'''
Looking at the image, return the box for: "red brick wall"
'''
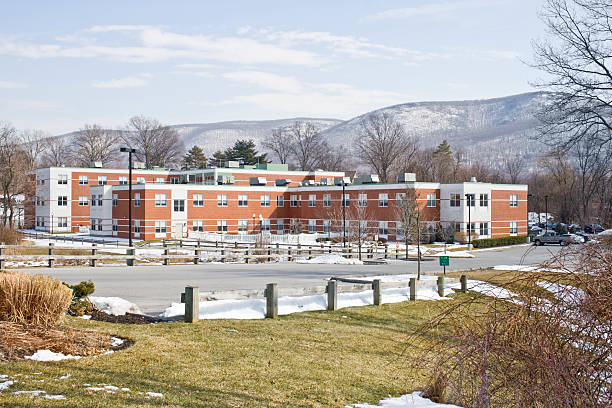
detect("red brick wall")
[491,190,528,237]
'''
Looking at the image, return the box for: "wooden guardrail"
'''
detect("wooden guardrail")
[180,275,469,323]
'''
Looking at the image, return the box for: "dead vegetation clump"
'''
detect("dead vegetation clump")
[0,272,72,325]
[412,237,612,407]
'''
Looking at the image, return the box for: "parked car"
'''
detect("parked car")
[567,224,582,233]
[533,231,574,246]
[584,224,604,234]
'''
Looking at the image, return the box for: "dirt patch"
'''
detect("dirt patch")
[89,309,162,324]
[0,321,131,362]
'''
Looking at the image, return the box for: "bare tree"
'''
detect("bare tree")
[20,129,48,169]
[40,136,72,167]
[262,128,293,164]
[354,113,414,183]
[316,144,351,172]
[71,124,120,167]
[0,124,31,227]
[502,153,526,184]
[394,188,423,278]
[533,0,612,151]
[124,116,185,169]
[287,121,325,171]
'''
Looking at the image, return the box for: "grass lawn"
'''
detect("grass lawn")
[0,299,454,407]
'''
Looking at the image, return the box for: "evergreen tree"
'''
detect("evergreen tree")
[182,145,208,169]
[434,139,452,156]
[223,139,268,165]
[211,150,226,167]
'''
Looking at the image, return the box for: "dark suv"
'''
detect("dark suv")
[584,224,604,234]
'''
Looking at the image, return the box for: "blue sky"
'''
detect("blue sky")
[1,0,546,134]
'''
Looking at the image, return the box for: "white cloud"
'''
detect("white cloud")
[91,76,149,88]
[87,25,157,32]
[367,0,505,20]
[174,63,216,69]
[0,81,27,88]
[223,71,303,93]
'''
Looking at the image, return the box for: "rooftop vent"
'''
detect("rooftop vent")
[355,174,380,184]
[319,178,333,186]
[470,177,477,183]
[301,180,314,186]
[133,161,145,169]
[90,161,103,168]
[397,173,416,183]
[225,161,240,168]
[334,176,351,186]
[275,179,291,186]
[250,177,267,186]
[217,175,234,185]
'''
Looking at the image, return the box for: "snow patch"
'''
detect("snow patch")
[296,254,364,265]
[90,296,142,316]
[24,350,82,362]
[146,391,164,397]
[347,391,461,407]
[111,337,124,347]
[0,380,14,390]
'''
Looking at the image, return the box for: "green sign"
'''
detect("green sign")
[439,256,450,267]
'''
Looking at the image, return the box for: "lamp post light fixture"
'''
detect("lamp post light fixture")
[120,147,137,247]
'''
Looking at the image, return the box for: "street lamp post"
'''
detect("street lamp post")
[120,147,136,247]
[342,179,346,248]
[465,193,472,251]
[544,195,549,231]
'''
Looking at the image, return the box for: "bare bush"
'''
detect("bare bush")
[413,238,612,407]
[0,272,72,325]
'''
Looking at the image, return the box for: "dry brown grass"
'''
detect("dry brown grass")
[0,272,72,325]
[0,321,119,361]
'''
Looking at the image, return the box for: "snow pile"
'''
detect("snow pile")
[0,380,14,390]
[161,283,450,320]
[537,281,584,305]
[296,254,364,265]
[90,296,142,316]
[11,390,66,399]
[24,350,82,362]
[492,264,566,273]
[111,337,124,347]
[347,391,461,407]
[146,391,164,398]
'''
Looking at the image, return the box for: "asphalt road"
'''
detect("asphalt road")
[21,244,560,314]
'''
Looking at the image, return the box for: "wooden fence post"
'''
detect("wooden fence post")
[48,243,55,268]
[184,286,199,323]
[90,244,97,267]
[327,280,337,311]
[0,242,4,270]
[384,244,388,259]
[373,279,381,305]
[194,248,200,264]
[409,278,417,301]
[126,247,134,266]
[244,248,248,264]
[437,276,445,297]
[265,283,278,319]
[460,275,467,293]
[162,244,169,266]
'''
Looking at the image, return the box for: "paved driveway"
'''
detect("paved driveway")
[20,244,561,313]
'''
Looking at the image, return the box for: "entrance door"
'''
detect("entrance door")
[174,223,184,239]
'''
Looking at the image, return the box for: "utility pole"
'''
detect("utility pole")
[416,211,421,280]
[342,179,346,248]
[466,193,472,251]
[120,147,136,247]
[544,195,549,231]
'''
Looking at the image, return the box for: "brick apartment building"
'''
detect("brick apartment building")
[26,162,528,241]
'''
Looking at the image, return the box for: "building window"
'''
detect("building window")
[510,221,518,235]
[308,219,317,233]
[119,176,128,185]
[193,194,204,207]
[218,194,228,207]
[238,219,248,233]
[90,219,96,230]
[276,219,284,233]
[112,219,118,232]
[217,220,228,233]
[57,196,67,206]
[290,195,298,207]
[173,200,184,212]
[58,217,67,228]
[261,195,271,207]
[323,220,330,234]
[342,194,350,207]
[155,193,167,207]
[455,222,462,233]
[192,220,204,232]
[156,177,165,183]
[155,220,167,234]
[78,196,88,206]
[137,176,146,184]
[134,193,141,207]
[238,195,248,207]
[480,194,489,207]
[480,222,489,236]
[98,176,107,185]
[112,194,118,206]
[427,193,436,207]
[396,193,405,205]
[78,175,88,185]
[308,194,316,207]
[91,195,96,207]
[58,174,68,185]
[261,219,270,232]
[450,194,461,207]
[277,195,284,207]
[378,193,388,207]
[510,194,518,207]
[323,194,331,207]
[378,221,388,236]
[466,194,476,207]
[467,223,476,234]
[396,221,404,238]
[170,177,180,184]
[358,193,368,207]
[97,195,103,206]
[134,220,141,233]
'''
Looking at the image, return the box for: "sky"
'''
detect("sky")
[0,0,547,134]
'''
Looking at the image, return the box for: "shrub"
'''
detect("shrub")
[454,231,479,244]
[0,225,22,246]
[63,280,95,316]
[472,235,528,248]
[0,272,72,325]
